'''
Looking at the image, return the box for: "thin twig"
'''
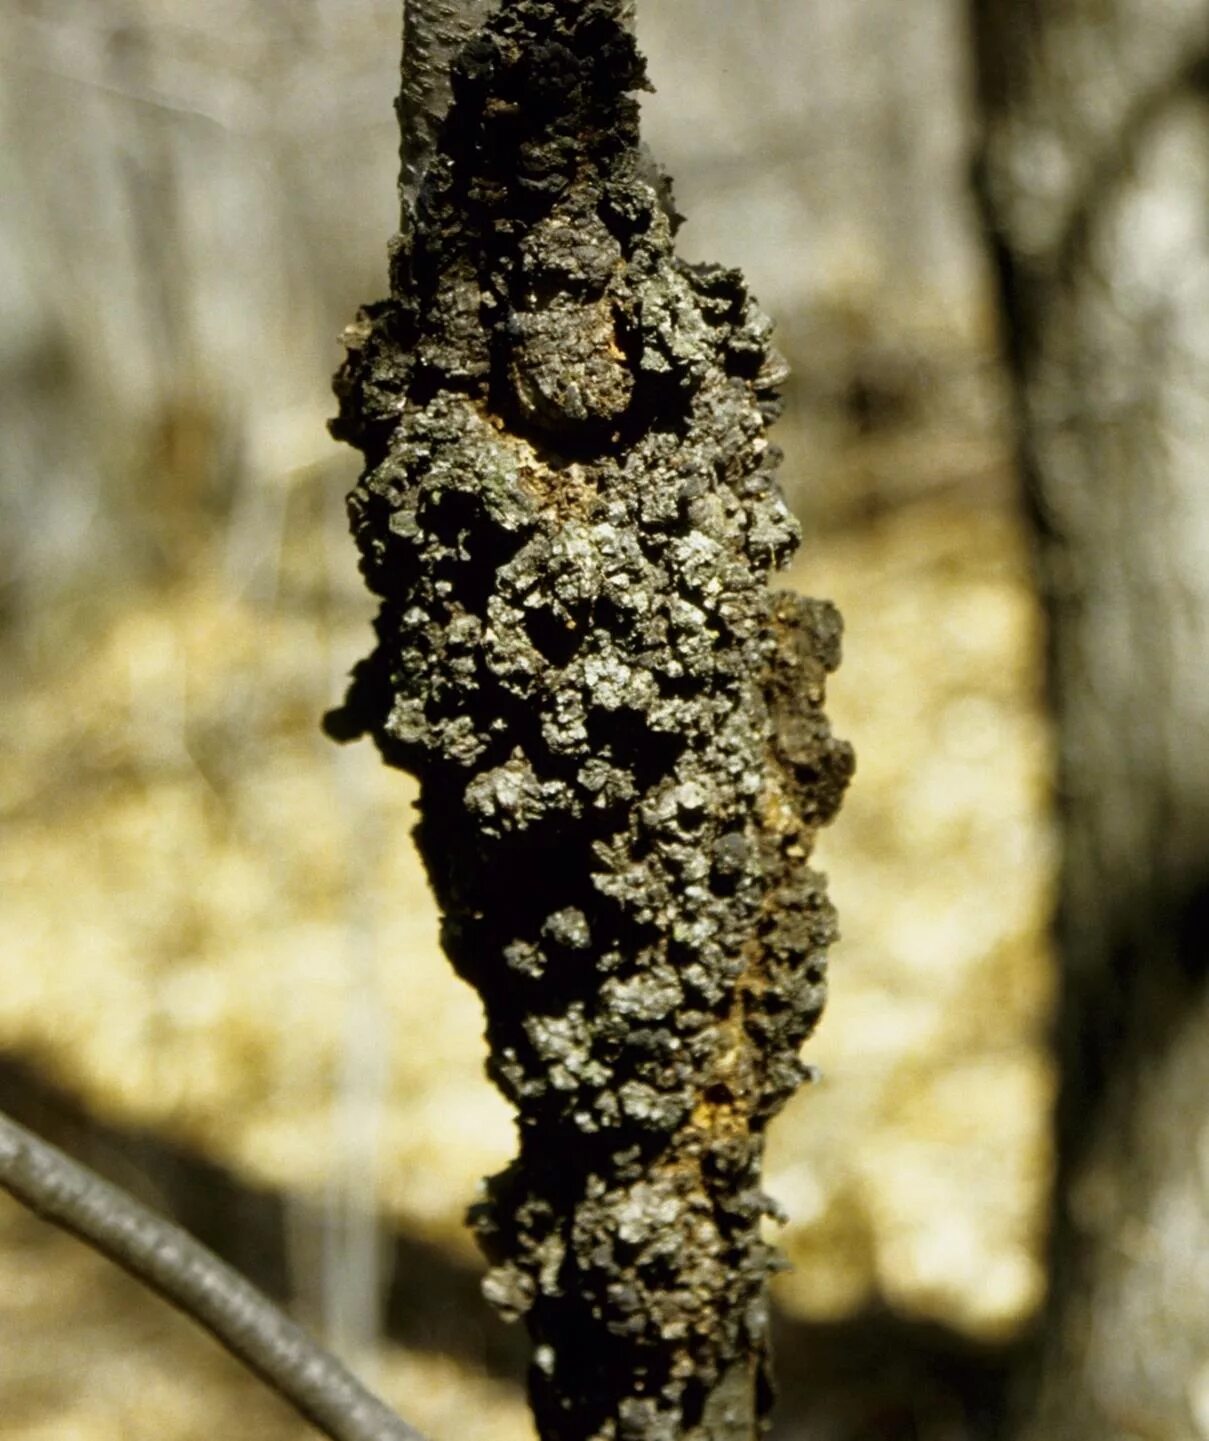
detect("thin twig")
[0,1108,430,1441]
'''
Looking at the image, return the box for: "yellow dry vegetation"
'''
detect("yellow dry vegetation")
[0,483,1055,1433]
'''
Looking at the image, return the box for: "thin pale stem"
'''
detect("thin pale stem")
[0,1109,429,1441]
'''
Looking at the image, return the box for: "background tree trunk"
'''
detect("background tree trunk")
[969,4,1209,1438]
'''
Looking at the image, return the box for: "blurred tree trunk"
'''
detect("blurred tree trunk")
[970,4,1209,1439]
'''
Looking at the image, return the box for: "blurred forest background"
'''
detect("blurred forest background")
[1,1,1202,1439]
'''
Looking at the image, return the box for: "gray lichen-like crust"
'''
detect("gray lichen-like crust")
[328,3,853,1438]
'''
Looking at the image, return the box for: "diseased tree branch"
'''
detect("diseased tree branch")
[0,1109,429,1441]
[398,0,636,210]
[331,2,851,1437]
[399,0,499,210]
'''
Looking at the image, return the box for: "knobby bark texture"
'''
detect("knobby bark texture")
[971,4,1209,1438]
[329,3,852,1438]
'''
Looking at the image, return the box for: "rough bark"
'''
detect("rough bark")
[399,0,634,209]
[399,0,499,209]
[969,4,1209,1438]
[328,3,852,1439]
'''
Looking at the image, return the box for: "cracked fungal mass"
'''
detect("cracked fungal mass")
[329,2,852,1438]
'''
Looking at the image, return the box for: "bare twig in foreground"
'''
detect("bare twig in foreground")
[0,1108,429,1441]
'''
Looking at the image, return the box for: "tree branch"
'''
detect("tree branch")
[332,4,851,1436]
[399,0,499,211]
[398,0,635,211]
[0,1108,429,1441]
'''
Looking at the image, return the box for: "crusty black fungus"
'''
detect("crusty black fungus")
[328,3,853,1438]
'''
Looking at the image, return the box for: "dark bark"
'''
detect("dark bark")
[398,0,634,209]
[399,0,499,209]
[969,4,1209,1437]
[327,3,852,1439]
